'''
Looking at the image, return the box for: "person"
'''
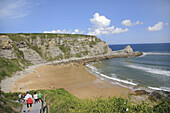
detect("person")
[33,92,38,103]
[38,91,43,102]
[24,91,33,112]
[22,93,26,102]
[18,93,22,102]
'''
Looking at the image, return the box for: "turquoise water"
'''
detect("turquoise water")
[87,43,170,92]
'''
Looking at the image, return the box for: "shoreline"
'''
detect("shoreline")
[0,51,142,93]
[11,63,134,98]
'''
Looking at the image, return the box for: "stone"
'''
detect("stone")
[23,49,44,65]
[151,91,162,100]
[124,45,133,53]
[36,75,40,78]
[134,90,149,95]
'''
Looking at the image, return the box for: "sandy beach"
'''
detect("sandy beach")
[11,63,134,99]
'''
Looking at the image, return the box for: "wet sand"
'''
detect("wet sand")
[11,63,134,99]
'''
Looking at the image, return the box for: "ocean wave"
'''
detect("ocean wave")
[143,52,170,56]
[99,73,137,85]
[86,64,137,86]
[148,86,170,92]
[86,64,98,71]
[126,64,170,76]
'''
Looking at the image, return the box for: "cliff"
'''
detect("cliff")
[0,33,142,82]
[0,33,112,63]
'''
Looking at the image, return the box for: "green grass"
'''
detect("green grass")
[0,58,21,81]
[12,44,31,66]
[0,91,22,113]
[89,41,97,47]
[8,89,169,113]
[75,53,82,58]
[58,45,71,59]
[2,88,170,113]
[8,35,26,41]
[30,45,44,58]
[0,33,96,39]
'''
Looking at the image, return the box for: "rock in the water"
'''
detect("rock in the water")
[151,91,162,100]
[135,90,149,95]
[124,45,133,53]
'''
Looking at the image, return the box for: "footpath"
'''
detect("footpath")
[21,102,42,113]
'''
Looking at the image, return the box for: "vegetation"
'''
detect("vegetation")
[0,58,21,81]
[0,33,96,38]
[12,44,31,66]
[41,89,170,113]
[58,45,71,59]
[89,41,97,47]
[30,45,44,58]
[82,50,89,55]
[3,88,169,113]
[8,35,26,41]
[75,53,82,58]
[0,91,22,113]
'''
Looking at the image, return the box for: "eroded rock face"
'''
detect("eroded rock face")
[0,34,142,65]
[124,45,133,53]
[14,41,28,48]
[23,49,44,65]
[0,36,16,59]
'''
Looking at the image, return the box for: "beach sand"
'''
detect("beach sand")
[11,63,134,99]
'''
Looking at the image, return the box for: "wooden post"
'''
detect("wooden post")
[48,105,50,113]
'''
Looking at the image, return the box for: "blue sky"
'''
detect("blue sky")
[0,0,170,44]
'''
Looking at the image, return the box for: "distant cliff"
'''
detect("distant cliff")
[0,33,112,64]
[0,33,142,82]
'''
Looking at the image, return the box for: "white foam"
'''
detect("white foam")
[143,52,170,56]
[111,73,117,78]
[148,86,170,92]
[86,64,97,71]
[99,73,137,85]
[126,64,170,76]
[86,64,137,86]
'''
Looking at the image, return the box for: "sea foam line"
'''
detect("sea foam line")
[143,52,170,55]
[148,86,170,92]
[86,64,137,86]
[126,64,170,76]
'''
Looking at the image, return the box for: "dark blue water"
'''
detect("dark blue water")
[109,43,170,52]
[87,43,170,92]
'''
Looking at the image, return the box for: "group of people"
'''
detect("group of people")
[18,91,43,112]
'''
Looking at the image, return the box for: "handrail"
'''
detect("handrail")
[41,95,50,113]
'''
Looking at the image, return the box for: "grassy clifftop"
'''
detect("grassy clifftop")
[2,88,170,113]
[0,33,99,40]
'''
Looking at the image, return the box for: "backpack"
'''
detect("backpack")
[27,98,33,104]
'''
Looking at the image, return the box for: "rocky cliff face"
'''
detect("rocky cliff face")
[0,34,112,65]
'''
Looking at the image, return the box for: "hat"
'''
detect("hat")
[26,91,29,93]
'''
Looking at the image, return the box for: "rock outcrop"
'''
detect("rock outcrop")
[0,34,143,66]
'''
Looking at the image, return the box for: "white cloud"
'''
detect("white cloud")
[147,21,164,32]
[71,29,84,34]
[0,0,30,19]
[44,29,84,34]
[90,13,111,28]
[88,13,129,36]
[121,19,143,27]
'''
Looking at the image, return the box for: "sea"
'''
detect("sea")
[86,43,170,92]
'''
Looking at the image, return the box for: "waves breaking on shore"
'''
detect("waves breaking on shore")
[125,64,170,77]
[85,63,170,92]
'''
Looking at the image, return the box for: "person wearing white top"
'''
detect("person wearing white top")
[24,91,33,112]
[33,92,38,103]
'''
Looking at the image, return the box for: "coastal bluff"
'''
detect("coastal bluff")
[0,33,142,64]
[0,33,142,93]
